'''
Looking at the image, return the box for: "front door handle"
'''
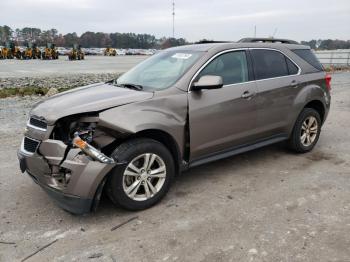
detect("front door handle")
[241,91,255,99]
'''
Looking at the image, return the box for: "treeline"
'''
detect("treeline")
[2,25,350,50]
[0,25,188,49]
[301,39,350,50]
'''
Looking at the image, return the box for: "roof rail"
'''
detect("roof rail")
[238,38,299,44]
[195,40,232,44]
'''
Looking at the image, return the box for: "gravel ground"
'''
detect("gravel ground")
[0,56,146,89]
[0,73,350,262]
[0,73,121,89]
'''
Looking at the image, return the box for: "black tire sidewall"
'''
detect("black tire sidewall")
[291,108,322,152]
[107,139,175,210]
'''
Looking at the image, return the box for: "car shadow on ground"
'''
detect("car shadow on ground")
[92,142,291,217]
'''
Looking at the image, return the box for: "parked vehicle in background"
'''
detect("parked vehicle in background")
[18,38,331,214]
[41,43,59,60]
[139,49,155,55]
[68,44,84,60]
[0,42,22,59]
[81,48,92,55]
[116,49,126,55]
[22,43,41,59]
[57,47,70,56]
[126,49,138,55]
[90,48,104,56]
[104,47,117,56]
[77,48,155,56]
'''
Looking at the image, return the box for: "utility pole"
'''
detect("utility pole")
[254,25,256,37]
[172,0,175,38]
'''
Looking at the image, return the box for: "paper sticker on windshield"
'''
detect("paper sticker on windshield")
[172,53,192,59]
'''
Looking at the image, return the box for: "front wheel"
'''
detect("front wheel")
[106,138,175,210]
[288,108,322,153]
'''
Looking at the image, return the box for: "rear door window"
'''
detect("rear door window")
[251,49,289,80]
[197,51,249,85]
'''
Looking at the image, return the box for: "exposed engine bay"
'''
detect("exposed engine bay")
[34,114,123,191]
[50,114,126,157]
[51,114,100,146]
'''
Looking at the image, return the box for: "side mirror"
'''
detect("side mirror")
[192,75,223,91]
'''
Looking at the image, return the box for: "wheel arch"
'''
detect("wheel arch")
[303,100,326,123]
[132,129,182,176]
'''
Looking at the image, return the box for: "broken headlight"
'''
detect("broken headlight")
[73,133,114,164]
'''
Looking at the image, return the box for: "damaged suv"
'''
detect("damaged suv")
[18,38,331,214]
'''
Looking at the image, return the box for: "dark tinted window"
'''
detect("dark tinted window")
[286,57,299,75]
[251,49,289,80]
[292,49,323,71]
[197,51,249,85]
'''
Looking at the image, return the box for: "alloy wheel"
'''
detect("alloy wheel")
[122,153,166,201]
[300,116,318,147]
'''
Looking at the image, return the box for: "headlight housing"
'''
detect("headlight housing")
[73,133,114,164]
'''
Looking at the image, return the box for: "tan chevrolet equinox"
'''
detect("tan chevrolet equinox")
[18,38,331,214]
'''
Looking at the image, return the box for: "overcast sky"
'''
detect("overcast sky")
[2,0,350,41]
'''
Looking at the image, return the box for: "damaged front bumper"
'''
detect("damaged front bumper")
[18,137,116,214]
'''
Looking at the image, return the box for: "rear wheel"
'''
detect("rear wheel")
[106,138,175,210]
[288,108,321,153]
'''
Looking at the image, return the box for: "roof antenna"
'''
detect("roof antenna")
[272,28,278,38]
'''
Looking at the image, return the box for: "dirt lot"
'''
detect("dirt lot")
[0,73,350,262]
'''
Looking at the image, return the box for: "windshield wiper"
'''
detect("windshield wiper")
[115,83,143,91]
[107,80,144,91]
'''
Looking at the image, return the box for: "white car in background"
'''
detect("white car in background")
[116,49,126,55]
[138,49,153,55]
[57,47,70,55]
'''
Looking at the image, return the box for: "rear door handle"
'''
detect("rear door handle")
[241,91,255,99]
[290,80,300,88]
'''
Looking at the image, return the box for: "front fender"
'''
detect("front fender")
[98,92,188,156]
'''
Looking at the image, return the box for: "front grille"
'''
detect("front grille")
[29,117,47,130]
[23,137,40,153]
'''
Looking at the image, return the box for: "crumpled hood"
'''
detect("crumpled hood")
[30,83,154,124]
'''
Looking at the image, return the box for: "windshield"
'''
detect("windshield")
[116,50,203,90]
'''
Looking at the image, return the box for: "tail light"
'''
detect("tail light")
[325,74,332,91]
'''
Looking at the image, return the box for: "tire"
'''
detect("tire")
[106,138,175,210]
[288,108,322,153]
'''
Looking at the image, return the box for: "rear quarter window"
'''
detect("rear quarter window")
[286,58,299,75]
[292,49,323,71]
